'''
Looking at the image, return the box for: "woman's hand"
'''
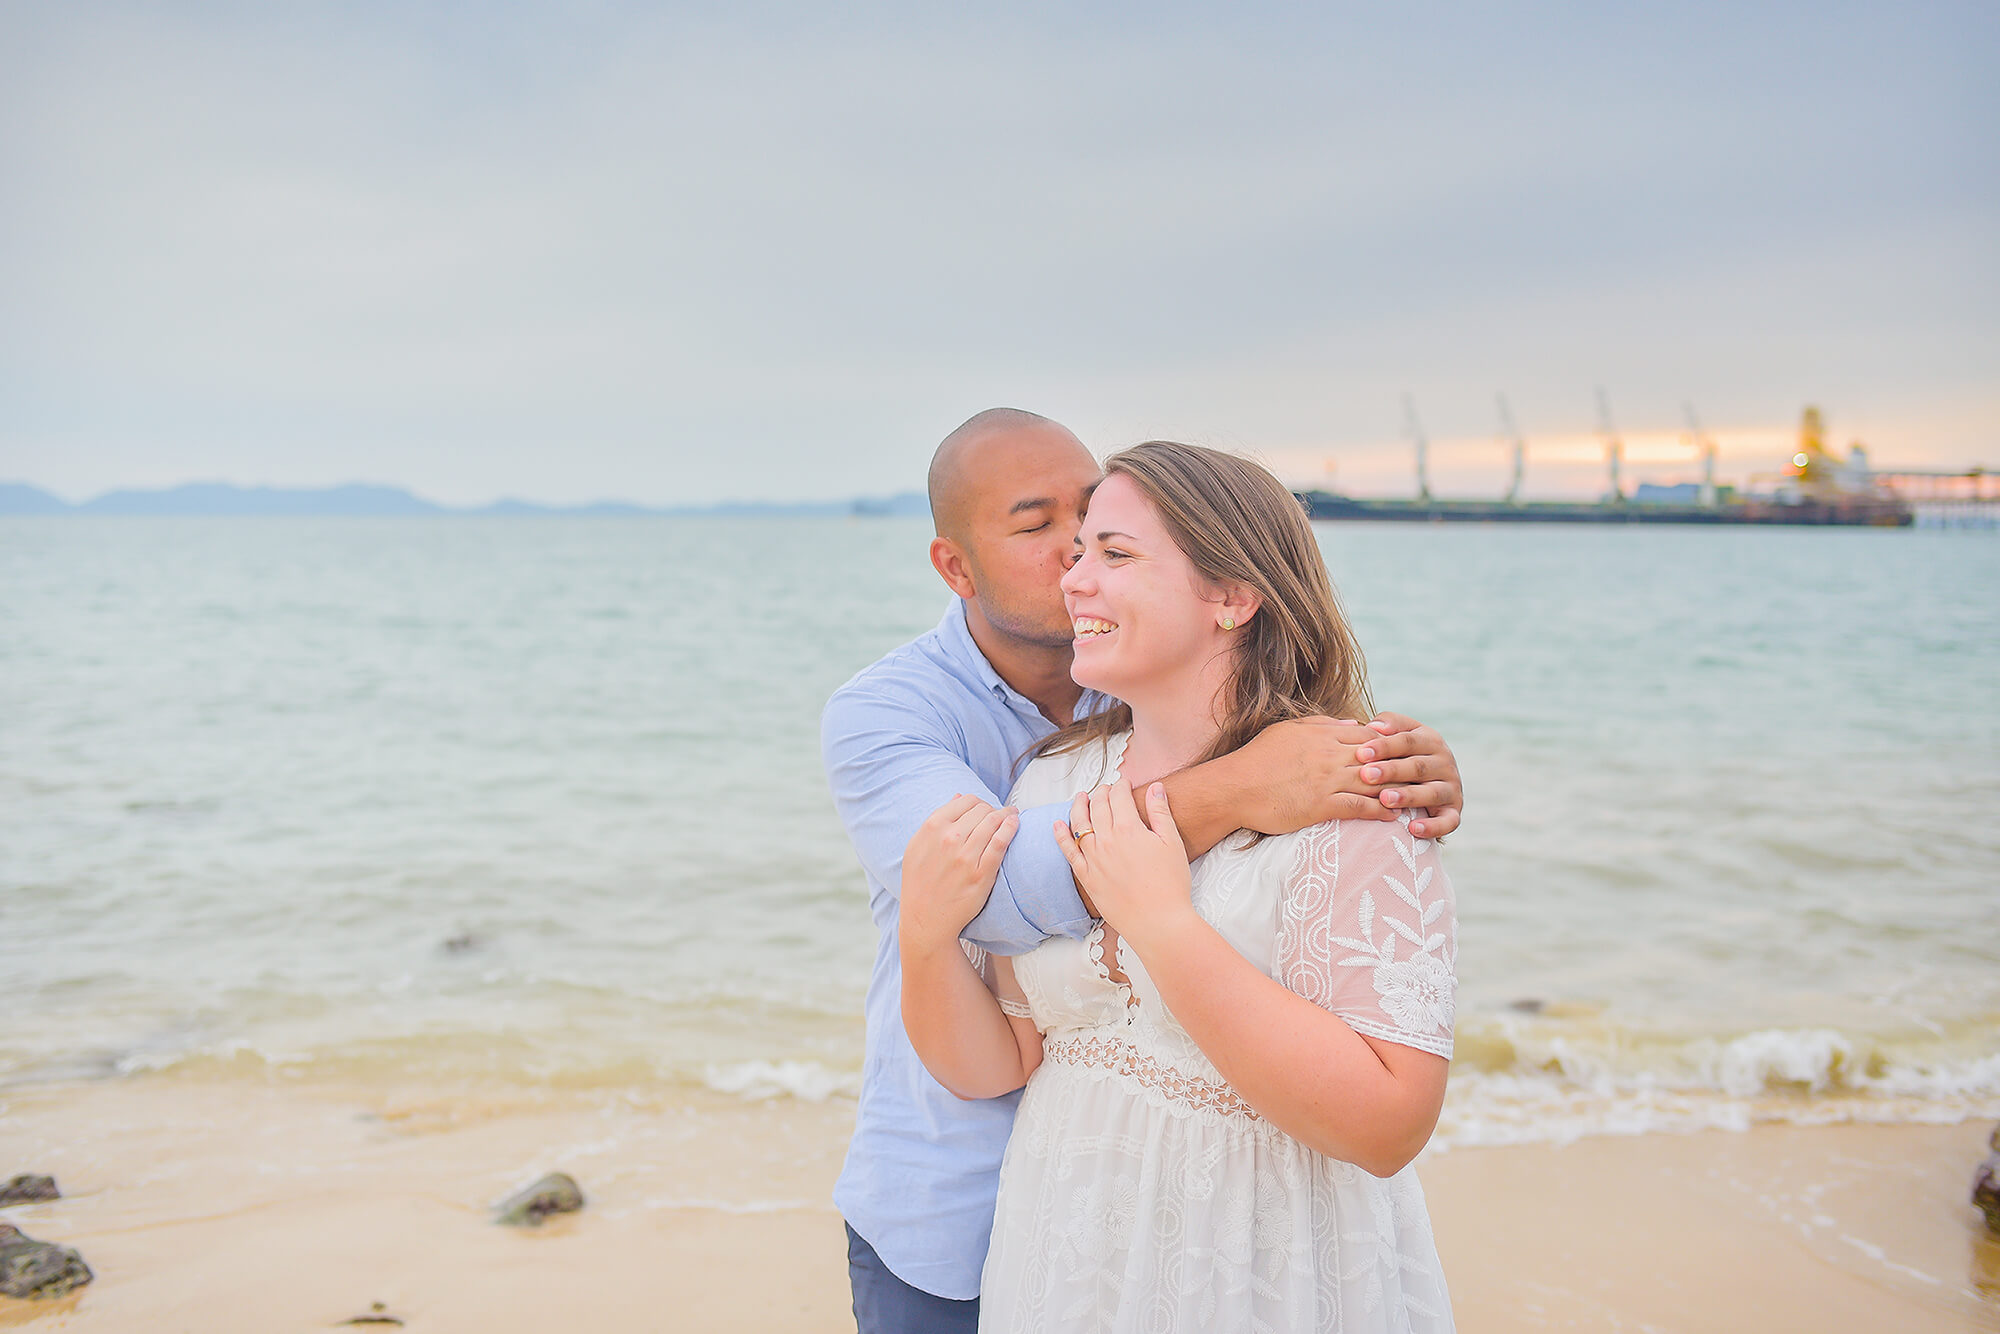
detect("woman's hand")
[900,795,1018,949]
[1055,779,1198,954]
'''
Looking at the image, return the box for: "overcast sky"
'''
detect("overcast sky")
[2,2,1994,504]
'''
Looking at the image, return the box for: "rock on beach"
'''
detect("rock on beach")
[494,1172,585,1226]
[0,1176,59,1206]
[0,1224,93,1300]
[1974,1123,2000,1236]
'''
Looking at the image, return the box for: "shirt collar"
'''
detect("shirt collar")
[937,597,1016,703]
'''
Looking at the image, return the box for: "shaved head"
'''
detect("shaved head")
[922,407,1101,656]
[928,407,1084,543]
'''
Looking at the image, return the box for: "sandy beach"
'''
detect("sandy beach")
[2,1074,1995,1332]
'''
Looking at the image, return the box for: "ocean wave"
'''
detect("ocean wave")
[699,1059,859,1102]
[1429,1023,2000,1149]
[9,1011,1994,1147]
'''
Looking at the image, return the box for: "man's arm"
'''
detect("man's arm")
[821,685,1092,956]
[1145,714,1465,858]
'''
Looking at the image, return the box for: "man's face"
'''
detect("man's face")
[957,427,1102,651]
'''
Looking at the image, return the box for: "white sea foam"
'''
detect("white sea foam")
[700,1060,860,1102]
[1429,1028,2000,1150]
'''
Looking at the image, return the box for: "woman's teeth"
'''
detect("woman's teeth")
[1073,617,1118,638]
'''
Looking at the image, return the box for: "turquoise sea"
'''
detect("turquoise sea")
[2,517,1996,1146]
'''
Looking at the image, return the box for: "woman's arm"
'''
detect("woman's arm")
[898,796,1042,1099]
[1112,912,1446,1175]
[1058,781,1452,1176]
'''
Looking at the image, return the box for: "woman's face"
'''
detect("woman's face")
[1059,473,1228,700]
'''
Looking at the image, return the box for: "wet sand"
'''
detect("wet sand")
[1,1076,1994,1331]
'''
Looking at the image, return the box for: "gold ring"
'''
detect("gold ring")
[1073,827,1095,839]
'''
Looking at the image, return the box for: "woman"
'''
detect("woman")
[898,441,1457,1332]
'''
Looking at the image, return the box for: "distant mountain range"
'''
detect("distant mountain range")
[0,481,930,519]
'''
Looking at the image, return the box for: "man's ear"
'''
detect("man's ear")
[929,536,978,599]
[1217,582,1261,630]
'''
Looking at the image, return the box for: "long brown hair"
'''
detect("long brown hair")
[1038,440,1372,768]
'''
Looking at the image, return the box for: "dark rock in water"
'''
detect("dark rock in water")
[1506,998,1546,1014]
[339,1300,404,1325]
[0,1226,93,1300]
[440,933,480,955]
[494,1172,584,1226]
[0,1176,59,1205]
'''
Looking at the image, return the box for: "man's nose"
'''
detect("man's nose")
[1060,555,1086,593]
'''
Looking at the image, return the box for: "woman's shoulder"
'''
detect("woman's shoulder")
[1006,730,1133,806]
[1218,811,1438,875]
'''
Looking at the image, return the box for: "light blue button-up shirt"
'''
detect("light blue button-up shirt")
[823,599,1102,1299]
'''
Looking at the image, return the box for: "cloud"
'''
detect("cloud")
[2,2,1994,504]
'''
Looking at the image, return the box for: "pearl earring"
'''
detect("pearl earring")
[1221,618,1235,631]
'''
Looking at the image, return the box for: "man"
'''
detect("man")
[822,408,1464,1332]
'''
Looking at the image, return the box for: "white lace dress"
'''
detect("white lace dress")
[979,733,1457,1333]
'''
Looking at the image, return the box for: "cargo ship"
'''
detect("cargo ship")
[1300,403,1915,527]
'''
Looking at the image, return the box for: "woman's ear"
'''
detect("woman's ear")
[1216,583,1261,632]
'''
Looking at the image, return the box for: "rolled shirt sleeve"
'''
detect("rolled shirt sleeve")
[821,684,1092,956]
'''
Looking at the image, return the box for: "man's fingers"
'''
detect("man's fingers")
[1410,807,1460,840]
[1312,718,1379,745]
[1379,780,1457,812]
[1354,728,1437,764]
[1323,792,1400,823]
[1359,754,1437,786]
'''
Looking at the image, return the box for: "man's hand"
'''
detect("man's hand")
[1356,711,1462,838]
[900,795,1019,949]
[1232,713,1463,841]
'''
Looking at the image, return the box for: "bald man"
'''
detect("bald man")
[822,409,1464,1333]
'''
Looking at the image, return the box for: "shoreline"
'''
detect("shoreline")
[2,1073,1996,1330]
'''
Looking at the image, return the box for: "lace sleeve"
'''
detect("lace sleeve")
[1276,813,1457,1059]
[964,942,1034,1020]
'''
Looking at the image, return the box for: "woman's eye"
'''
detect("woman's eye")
[1103,548,1131,562]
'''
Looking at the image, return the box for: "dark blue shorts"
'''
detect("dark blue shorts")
[845,1222,980,1334]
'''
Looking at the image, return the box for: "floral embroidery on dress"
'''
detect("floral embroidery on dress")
[987,736,1459,1333]
[1279,812,1457,1058]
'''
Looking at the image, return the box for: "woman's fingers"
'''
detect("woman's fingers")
[1054,820,1088,880]
[1106,778,1142,830]
[967,803,1011,853]
[1144,782,1182,851]
[928,793,986,828]
[1087,783,1115,838]
[974,809,1019,879]
[1069,791,1092,839]
[948,797,996,837]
